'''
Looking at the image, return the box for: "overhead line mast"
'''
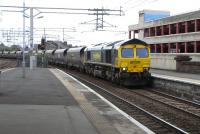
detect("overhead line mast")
[0,5,124,71]
[0,5,123,30]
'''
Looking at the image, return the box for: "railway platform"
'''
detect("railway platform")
[151,68,200,85]
[0,68,153,134]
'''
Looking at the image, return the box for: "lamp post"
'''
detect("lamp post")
[29,8,43,70]
[30,8,33,50]
[22,0,26,78]
[29,7,34,70]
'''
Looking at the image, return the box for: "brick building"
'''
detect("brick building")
[128,10,200,53]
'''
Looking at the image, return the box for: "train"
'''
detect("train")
[0,38,151,86]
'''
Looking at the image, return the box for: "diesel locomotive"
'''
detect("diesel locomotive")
[83,39,151,86]
[0,38,151,86]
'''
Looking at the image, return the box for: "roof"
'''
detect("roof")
[115,38,148,46]
[45,49,55,54]
[54,49,68,54]
[85,39,148,51]
[67,47,86,53]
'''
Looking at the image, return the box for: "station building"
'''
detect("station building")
[128,9,200,53]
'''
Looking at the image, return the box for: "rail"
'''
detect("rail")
[65,70,188,134]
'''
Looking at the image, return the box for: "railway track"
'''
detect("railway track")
[61,68,191,134]
[132,89,200,118]
[150,89,200,108]
[0,59,17,69]
[114,88,200,133]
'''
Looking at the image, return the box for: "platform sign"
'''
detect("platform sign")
[144,11,170,22]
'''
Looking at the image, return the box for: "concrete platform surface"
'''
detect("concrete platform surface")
[151,68,200,85]
[0,68,97,134]
[0,68,77,105]
[0,105,97,134]
[0,68,153,134]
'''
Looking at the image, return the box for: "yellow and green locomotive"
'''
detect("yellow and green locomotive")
[84,38,151,86]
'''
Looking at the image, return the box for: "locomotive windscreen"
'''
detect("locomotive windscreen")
[121,48,133,58]
[136,48,148,58]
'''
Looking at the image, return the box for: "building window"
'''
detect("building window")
[197,41,200,53]
[196,19,200,31]
[156,44,161,53]
[187,20,195,32]
[170,24,176,34]
[179,42,185,53]
[156,26,162,36]
[144,28,149,37]
[187,42,194,53]
[150,44,155,53]
[150,27,155,36]
[163,43,168,53]
[163,25,169,35]
[178,22,186,33]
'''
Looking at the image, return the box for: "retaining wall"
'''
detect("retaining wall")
[152,76,200,103]
[150,53,200,70]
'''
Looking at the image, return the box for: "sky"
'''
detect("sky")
[0,0,200,47]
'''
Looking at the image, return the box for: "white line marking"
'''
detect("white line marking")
[56,69,155,134]
[0,68,15,73]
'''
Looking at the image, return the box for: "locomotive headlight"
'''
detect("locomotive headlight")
[143,67,150,71]
[122,67,127,71]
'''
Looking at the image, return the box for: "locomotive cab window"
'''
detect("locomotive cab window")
[114,50,118,58]
[136,48,148,58]
[121,48,133,58]
[105,50,111,63]
[87,51,91,60]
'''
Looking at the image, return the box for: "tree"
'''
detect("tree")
[10,45,21,51]
[0,43,9,51]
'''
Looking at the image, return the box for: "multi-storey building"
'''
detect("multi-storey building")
[128,10,200,53]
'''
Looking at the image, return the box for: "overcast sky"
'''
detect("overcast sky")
[0,0,200,47]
